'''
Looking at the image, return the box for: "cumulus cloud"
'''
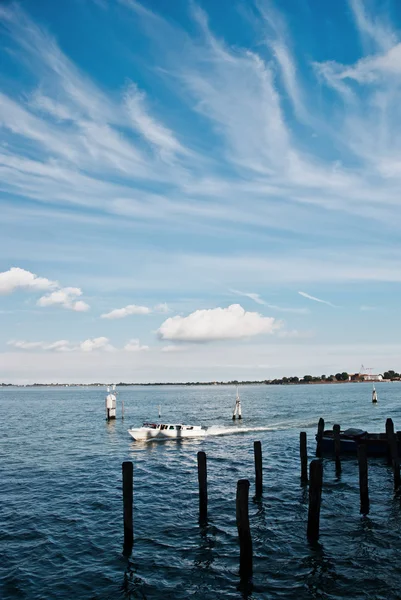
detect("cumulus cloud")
[124,338,149,352]
[101,304,151,319]
[37,287,90,312]
[0,267,57,295]
[157,304,280,342]
[79,337,114,352]
[0,267,89,312]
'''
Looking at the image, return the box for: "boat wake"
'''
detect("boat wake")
[205,425,274,437]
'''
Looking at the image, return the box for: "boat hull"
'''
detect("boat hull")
[319,430,401,457]
[128,424,207,442]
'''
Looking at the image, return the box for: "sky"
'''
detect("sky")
[1,0,401,383]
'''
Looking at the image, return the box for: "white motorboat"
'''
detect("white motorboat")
[128,422,207,441]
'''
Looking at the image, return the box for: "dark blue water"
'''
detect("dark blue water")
[1,383,401,599]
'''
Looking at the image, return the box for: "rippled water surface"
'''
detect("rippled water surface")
[2,383,401,599]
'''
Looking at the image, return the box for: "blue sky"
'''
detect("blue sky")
[1,0,401,383]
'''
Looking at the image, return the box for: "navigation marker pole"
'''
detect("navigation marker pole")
[232,387,242,420]
[105,386,117,421]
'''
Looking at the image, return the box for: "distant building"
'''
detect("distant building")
[350,373,383,382]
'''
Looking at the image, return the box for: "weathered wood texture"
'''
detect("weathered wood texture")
[122,461,133,553]
[254,441,263,497]
[386,419,400,490]
[307,459,323,541]
[300,432,308,483]
[357,444,369,514]
[197,451,208,523]
[333,424,341,473]
[236,479,253,579]
[316,418,325,457]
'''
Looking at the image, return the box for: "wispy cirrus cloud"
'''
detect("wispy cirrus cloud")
[8,337,148,352]
[2,0,401,243]
[230,288,309,314]
[298,291,337,307]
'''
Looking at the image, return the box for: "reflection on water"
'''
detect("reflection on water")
[2,382,401,599]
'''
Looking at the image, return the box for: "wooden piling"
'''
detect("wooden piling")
[300,432,308,483]
[307,459,323,542]
[254,441,263,497]
[386,418,394,466]
[333,424,341,473]
[236,479,253,579]
[386,419,400,490]
[122,461,133,552]
[357,444,369,514]
[316,418,325,457]
[197,451,207,523]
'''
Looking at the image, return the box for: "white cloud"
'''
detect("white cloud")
[154,303,170,313]
[231,288,309,313]
[230,289,266,305]
[124,83,185,158]
[79,337,114,352]
[9,337,119,353]
[360,305,376,311]
[9,339,75,352]
[0,267,57,295]
[8,337,113,352]
[277,329,314,339]
[37,287,90,312]
[160,344,188,353]
[101,304,151,319]
[124,339,149,352]
[157,304,280,342]
[298,291,337,307]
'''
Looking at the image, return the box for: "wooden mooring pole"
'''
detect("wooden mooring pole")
[254,441,263,497]
[357,444,369,515]
[307,459,323,542]
[236,479,253,579]
[300,432,308,483]
[333,424,341,474]
[122,461,133,553]
[386,418,393,466]
[197,451,207,523]
[386,418,400,490]
[316,418,325,457]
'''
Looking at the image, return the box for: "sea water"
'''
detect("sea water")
[1,382,401,599]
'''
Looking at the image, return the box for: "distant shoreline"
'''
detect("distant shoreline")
[0,379,396,388]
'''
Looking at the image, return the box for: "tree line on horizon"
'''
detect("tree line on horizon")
[1,370,401,387]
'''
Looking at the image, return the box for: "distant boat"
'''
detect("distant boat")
[372,386,378,403]
[128,422,207,441]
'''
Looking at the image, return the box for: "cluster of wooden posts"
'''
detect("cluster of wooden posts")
[307,417,401,537]
[120,419,400,580]
[121,441,262,579]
